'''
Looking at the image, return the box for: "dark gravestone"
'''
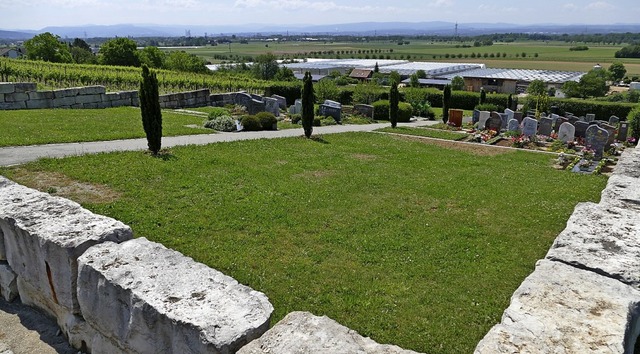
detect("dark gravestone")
[486,112,503,132]
[567,116,580,125]
[513,112,524,123]
[574,121,589,138]
[507,118,520,133]
[354,104,374,119]
[538,117,553,136]
[319,100,342,123]
[600,123,616,145]
[499,113,509,130]
[264,97,280,117]
[522,117,538,137]
[585,113,596,122]
[472,109,480,124]
[557,122,575,143]
[565,112,574,118]
[250,93,263,101]
[550,106,559,115]
[271,95,287,110]
[554,117,568,133]
[609,115,620,126]
[618,122,629,142]
[449,109,464,127]
[585,125,609,160]
[235,92,266,115]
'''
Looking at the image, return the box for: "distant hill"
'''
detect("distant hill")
[2,22,640,39]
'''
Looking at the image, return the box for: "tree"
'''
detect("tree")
[352,81,379,104]
[479,87,486,105]
[315,79,339,102]
[69,39,97,64]
[409,74,420,88]
[579,69,608,98]
[139,46,166,69]
[389,81,399,128]
[24,32,73,63]
[527,79,547,96]
[373,62,379,73]
[415,70,427,79]
[301,72,315,138]
[165,51,208,73]
[139,65,162,155]
[442,84,451,123]
[609,62,627,82]
[507,94,513,111]
[388,71,401,86]
[628,106,640,143]
[274,66,296,81]
[99,38,139,67]
[451,76,464,91]
[252,52,279,80]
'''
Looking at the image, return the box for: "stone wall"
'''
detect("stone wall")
[0,82,210,111]
[475,146,640,353]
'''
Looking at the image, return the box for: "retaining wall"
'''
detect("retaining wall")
[0,82,210,110]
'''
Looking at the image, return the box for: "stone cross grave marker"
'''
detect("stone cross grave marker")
[617,122,629,142]
[478,111,491,130]
[557,122,575,143]
[585,125,609,160]
[507,119,520,132]
[522,117,538,137]
[538,117,553,136]
[609,116,620,126]
[574,121,589,139]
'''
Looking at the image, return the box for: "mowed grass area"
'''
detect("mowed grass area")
[0,107,212,147]
[0,132,607,353]
[377,126,468,140]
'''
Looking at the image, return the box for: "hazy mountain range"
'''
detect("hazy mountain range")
[2,22,640,40]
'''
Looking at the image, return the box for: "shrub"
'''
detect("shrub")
[207,107,231,120]
[240,115,262,131]
[373,100,390,121]
[628,106,640,141]
[475,103,499,112]
[255,112,278,130]
[204,115,236,131]
[313,117,322,126]
[398,102,413,122]
[546,98,636,119]
[290,114,302,124]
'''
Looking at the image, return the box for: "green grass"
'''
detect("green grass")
[0,132,607,353]
[377,126,469,140]
[0,107,213,147]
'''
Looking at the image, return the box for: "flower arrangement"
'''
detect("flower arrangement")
[511,134,531,148]
[580,147,595,161]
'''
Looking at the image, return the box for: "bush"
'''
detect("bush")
[207,107,231,120]
[204,115,236,131]
[398,102,413,122]
[547,98,636,119]
[475,103,500,112]
[313,117,322,126]
[255,112,277,130]
[265,82,302,105]
[628,106,640,141]
[240,115,262,131]
[290,114,302,124]
[372,100,390,121]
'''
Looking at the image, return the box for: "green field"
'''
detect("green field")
[0,107,212,147]
[0,132,608,353]
[176,40,640,76]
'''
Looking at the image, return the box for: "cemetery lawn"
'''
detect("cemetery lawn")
[0,132,608,354]
[377,126,469,140]
[0,107,212,147]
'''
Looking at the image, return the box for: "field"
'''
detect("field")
[177,40,640,76]
[0,132,608,353]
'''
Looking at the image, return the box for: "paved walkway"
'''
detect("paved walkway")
[0,121,437,167]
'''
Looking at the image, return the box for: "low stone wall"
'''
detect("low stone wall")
[475,147,640,353]
[0,82,210,111]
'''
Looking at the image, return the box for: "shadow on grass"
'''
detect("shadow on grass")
[310,135,330,144]
[145,149,178,161]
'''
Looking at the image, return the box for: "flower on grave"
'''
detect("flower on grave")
[628,137,637,145]
[579,159,592,168]
[510,134,530,148]
[580,146,595,161]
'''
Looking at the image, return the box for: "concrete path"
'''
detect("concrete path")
[0,121,437,166]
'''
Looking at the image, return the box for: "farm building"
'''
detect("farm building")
[0,48,23,59]
[439,68,584,94]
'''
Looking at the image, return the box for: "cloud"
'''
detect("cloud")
[586,1,614,10]
[429,0,453,7]
[563,3,578,10]
[233,0,398,13]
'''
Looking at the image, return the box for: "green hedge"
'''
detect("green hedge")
[400,87,509,110]
[265,82,302,106]
[545,98,636,120]
[372,100,413,122]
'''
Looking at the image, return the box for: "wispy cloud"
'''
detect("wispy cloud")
[586,1,614,10]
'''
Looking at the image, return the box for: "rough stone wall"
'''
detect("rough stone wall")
[0,82,211,110]
[475,146,640,353]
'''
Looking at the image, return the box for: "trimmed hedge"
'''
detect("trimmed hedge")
[265,82,302,106]
[240,115,262,131]
[402,87,509,110]
[544,98,636,120]
[372,100,413,122]
[255,112,278,131]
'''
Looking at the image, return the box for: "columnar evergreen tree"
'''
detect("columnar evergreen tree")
[301,71,315,138]
[389,81,399,128]
[442,84,451,123]
[139,65,162,155]
[479,87,486,105]
[507,94,513,110]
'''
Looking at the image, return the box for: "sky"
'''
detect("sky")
[2,0,639,31]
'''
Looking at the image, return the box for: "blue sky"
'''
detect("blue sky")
[2,0,638,30]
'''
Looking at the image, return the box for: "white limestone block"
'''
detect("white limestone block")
[475,260,640,354]
[77,237,273,354]
[0,176,133,314]
[238,311,421,354]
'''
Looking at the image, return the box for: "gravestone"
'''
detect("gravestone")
[513,112,524,123]
[617,122,629,142]
[354,104,374,119]
[499,113,509,130]
[472,110,480,124]
[578,116,586,122]
[557,122,575,143]
[264,97,280,117]
[271,95,287,110]
[250,93,263,101]
[585,125,609,160]
[567,116,579,125]
[554,117,568,133]
[551,113,560,125]
[585,113,596,122]
[600,123,616,145]
[319,100,342,123]
[609,115,620,126]
[448,109,463,127]
[486,112,503,132]
[565,112,574,118]
[522,117,538,137]
[574,121,589,138]
[478,111,491,130]
[289,99,302,115]
[462,115,473,125]
[538,117,553,136]
[505,109,514,122]
[507,118,520,133]
[527,110,537,117]
[235,92,266,115]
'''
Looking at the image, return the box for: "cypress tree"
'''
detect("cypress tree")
[389,81,399,128]
[507,93,513,110]
[301,71,315,138]
[442,84,451,124]
[139,65,162,155]
[479,87,486,105]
